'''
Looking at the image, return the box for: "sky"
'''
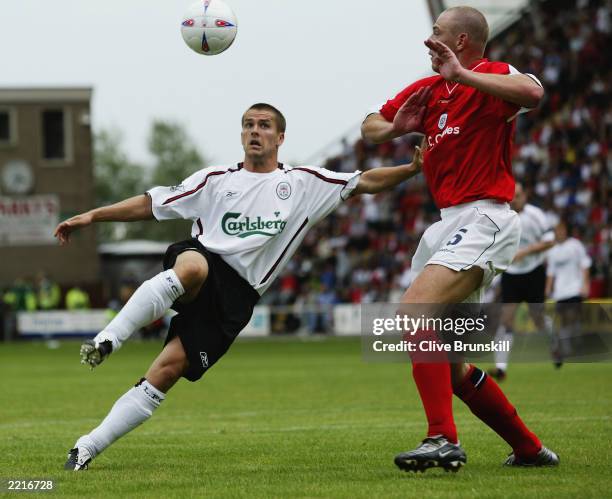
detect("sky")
[1,1,433,167]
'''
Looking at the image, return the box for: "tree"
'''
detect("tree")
[93,121,207,243]
[149,120,205,186]
[127,120,207,242]
[94,129,146,242]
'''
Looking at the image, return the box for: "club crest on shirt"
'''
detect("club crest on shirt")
[276,182,291,200]
[438,113,448,130]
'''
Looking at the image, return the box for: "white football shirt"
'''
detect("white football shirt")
[147,163,360,294]
[506,203,555,275]
[546,237,591,301]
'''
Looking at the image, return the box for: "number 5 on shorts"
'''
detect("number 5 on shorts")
[447,228,468,246]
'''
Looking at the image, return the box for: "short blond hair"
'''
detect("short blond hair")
[444,6,489,49]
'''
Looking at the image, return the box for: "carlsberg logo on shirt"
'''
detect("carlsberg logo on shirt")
[222,212,287,238]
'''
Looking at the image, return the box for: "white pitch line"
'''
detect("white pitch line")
[0,415,609,433]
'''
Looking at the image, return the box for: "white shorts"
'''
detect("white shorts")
[411,200,520,302]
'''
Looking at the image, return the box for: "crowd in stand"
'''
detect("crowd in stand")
[261,0,612,315]
[2,0,609,337]
[2,273,91,312]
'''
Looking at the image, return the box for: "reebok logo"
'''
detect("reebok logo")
[200,352,209,368]
[142,385,163,404]
[221,212,287,238]
[166,276,181,299]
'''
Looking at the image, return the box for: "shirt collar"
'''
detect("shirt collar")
[468,58,488,70]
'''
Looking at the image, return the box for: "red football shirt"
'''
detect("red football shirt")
[380,59,529,209]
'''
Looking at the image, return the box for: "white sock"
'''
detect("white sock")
[543,315,554,338]
[559,326,573,356]
[75,379,166,459]
[494,324,514,371]
[95,270,185,350]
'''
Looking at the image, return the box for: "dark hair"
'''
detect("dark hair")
[557,217,574,236]
[242,103,286,133]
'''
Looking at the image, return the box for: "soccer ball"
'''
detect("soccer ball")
[181,0,238,56]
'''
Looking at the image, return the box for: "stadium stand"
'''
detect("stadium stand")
[261,0,612,311]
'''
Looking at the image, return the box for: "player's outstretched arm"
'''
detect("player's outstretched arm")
[424,39,543,109]
[361,86,431,144]
[513,240,555,262]
[581,269,590,298]
[54,194,153,245]
[545,275,554,299]
[351,142,424,196]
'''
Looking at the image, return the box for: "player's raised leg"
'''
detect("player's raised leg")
[81,251,208,368]
[65,336,188,470]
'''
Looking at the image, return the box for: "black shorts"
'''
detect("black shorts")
[556,295,583,318]
[557,296,583,304]
[162,239,260,382]
[501,264,546,303]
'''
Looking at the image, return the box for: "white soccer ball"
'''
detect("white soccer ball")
[181,0,238,56]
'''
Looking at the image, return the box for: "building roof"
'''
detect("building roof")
[0,87,93,103]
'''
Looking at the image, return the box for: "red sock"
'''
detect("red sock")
[412,362,458,443]
[454,365,541,459]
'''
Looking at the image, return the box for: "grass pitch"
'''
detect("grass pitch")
[1,337,611,498]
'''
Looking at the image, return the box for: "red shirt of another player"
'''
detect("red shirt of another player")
[380,59,525,209]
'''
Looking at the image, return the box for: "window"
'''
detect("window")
[0,108,17,146]
[42,110,66,159]
[0,112,9,141]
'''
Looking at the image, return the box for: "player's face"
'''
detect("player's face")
[430,12,458,72]
[511,184,527,212]
[241,110,284,159]
[555,223,568,242]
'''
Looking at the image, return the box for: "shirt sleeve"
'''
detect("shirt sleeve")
[146,168,209,221]
[534,208,555,242]
[379,78,431,127]
[291,166,361,224]
[363,103,386,124]
[576,241,592,269]
[489,63,543,121]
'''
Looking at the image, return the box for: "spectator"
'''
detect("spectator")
[261,0,610,311]
[36,271,61,310]
[3,278,37,311]
[65,286,91,310]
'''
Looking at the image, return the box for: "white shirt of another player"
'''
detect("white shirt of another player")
[147,163,360,295]
[506,203,555,275]
[546,238,592,301]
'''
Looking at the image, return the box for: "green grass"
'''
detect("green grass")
[1,337,611,498]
